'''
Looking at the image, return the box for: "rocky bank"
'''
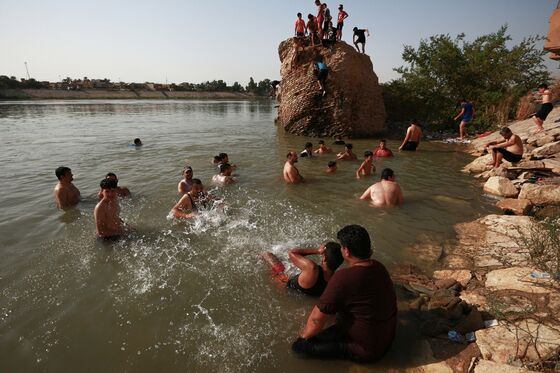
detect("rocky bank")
[276,38,386,137]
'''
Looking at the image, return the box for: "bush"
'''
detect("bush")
[519,218,560,281]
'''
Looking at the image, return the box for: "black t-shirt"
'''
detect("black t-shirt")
[317,260,397,362]
[354,29,366,42]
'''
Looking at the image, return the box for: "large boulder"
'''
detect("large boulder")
[483,176,519,198]
[532,140,560,157]
[463,154,493,174]
[276,39,386,137]
[519,183,560,206]
[495,198,532,215]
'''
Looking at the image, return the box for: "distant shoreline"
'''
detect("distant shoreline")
[0,89,262,101]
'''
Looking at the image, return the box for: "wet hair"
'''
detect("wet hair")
[219,153,228,159]
[191,178,202,186]
[55,166,71,180]
[100,178,118,189]
[286,152,296,158]
[105,172,117,178]
[327,161,337,168]
[133,138,142,145]
[337,225,372,259]
[324,242,343,271]
[338,4,343,9]
[345,143,353,150]
[381,168,394,180]
[297,12,302,17]
[219,163,231,174]
[499,127,512,136]
[305,142,313,149]
[380,139,387,144]
[214,155,222,163]
[319,140,325,144]
[308,13,314,20]
[364,150,373,158]
[353,27,358,32]
[411,119,418,125]
[538,83,548,89]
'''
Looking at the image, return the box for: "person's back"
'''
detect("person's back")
[408,124,422,142]
[369,180,402,207]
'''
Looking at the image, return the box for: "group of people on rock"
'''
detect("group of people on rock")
[293,2,370,52]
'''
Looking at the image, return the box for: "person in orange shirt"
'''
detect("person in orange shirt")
[336,4,349,41]
[307,14,318,46]
[295,12,307,38]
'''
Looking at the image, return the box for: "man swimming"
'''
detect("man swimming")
[314,140,332,154]
[287,242,344,296]
[97,172,130,199]
[283,152,304,184]
[356,151,375,179]
[453,99,474,140]
[399,119,423,151]
[171,179,208,219]
[178,165,194,194]
[485,127,524,168]
[359,168,403,207]
[53,166,81,210]
[300,142,314,157]
[373,140,393,157]
[212,163,235,185]
[532,84,552,133]
[333,135,345,145]
[336,143,357,160]
[325,161,337,173]
[94,178,125,239]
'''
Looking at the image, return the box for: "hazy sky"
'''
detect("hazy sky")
[0,0,558,84]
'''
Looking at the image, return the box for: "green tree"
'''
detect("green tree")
[246,77,258,93]
[384,25,550,131]
[230,82,244,92]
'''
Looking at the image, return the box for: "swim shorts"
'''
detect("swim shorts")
[337,22,344,31]
[317,69,328,81]
[296,32,305,38]
[493,148,522,163]
[461,117,472,123]
[323,21,330,32]
[357,36,366,44]
[401,141,418,151]
[535,102,553,121]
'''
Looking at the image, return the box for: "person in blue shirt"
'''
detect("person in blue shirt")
[315,57,329,96]
[453,99,474,140]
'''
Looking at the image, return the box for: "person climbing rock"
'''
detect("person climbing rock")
[353,27,370,53]
[315,56,329,96]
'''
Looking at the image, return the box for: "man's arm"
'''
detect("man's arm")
[356,161,366,178]
[94,204,109,235]
[359,186,372,200]
[486,139,505,148]
[492,137,516,149]
[399,128,412,150]
[171,195,196,219]
[453,108,465,121]
[396,184,404,205]
[300,306,329,339]
[366,29,370,37]
[288,249,319,271]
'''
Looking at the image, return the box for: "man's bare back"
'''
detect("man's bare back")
[360,180,403,207]
[54,182,80,209]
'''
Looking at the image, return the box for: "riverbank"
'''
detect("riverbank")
[395,110,560,372]
[0,88,259,100]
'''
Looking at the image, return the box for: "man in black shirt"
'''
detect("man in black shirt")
[353,27,370,53]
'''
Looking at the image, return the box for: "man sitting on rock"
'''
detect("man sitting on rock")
[485,127,523,169]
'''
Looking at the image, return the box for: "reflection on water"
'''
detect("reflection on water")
[0,100,496,372]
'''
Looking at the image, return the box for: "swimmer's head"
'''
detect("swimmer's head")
[55,166,72,181]
[411,119,418,125]
[319,140,325,145]
[190,178,203,194]
[297,12,302,18]
[219,163,232,175]
[100,178,118,190]
[323,241,343,271]
[337,224,372,260]
[538,83,548,90]
[213,155,222,164]
[379,139,387,148]
[183,166,193,178]
[304,142,313,150]
[133,138,142,146]
[499,127,512,139]
[381,168,395,181]
[345,143,353,150]
[327,161,337,168]
[364,150,373,159]
[219,153,229,162]
[287,151,298,162]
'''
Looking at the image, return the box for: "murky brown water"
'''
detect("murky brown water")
[0,100,497,372]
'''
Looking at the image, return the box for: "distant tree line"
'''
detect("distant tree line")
[382,26,551,132]
[0,76,48,89]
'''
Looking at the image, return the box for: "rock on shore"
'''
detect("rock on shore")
[276,38,386,137]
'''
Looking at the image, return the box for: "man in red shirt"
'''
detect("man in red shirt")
[294,12,307,38]
[373,140,394,157]
[336,4,349,41]
[292,225,397,362]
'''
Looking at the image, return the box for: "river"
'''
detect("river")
[0,100,497,372]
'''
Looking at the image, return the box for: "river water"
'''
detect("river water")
[0,100,496,372]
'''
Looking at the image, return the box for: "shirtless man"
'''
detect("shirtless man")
[360,168,404,207]
[356,151,375,179]
[315,0,325,40]
[373,140,394,157]
[336,143,357,160]
[171,179,208,219]
[53,166,80,210]
[295,12,307,38]
[94,178,125,238]
[399,119,423,151]
[97,172,130,199]
[314,140,332,154]
[325,161,337,173]
[212,163,235,185]
[485,127,524,168]
[532,84,552,133]
[283,152,303,184]
[178,166,194,194]
[307,14,318,46]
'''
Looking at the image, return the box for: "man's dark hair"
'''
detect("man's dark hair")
[191,178,202,186]
[55,166,71,180]
[106,172,117,178]
[297,12,302,17]
[133,138,142,145]
[286,152,293,158]
[305,142,313,148]
[319,140,325,144]
[328,161,336,167]
[353,27,358,32]
[219,163,231,174]
[499,127,512,136]
[364,150,373,158]
[324,242,343,271]
[219,152,228,159]
[381,168,394,180]
[214,155,222,163]
[308,13,314,20]
[345,143,353,150]
[337,225,372,259]
[380,139,387,144]
[338,4,343,9]
[538,83,548,89]
[100,178,118,189]
[411,119,418,125]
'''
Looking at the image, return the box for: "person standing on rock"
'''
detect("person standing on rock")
[295,12,307,38]
[315,56,329,96]
[307,14,319,46]
[336,4,348,41]
[315,0,325,40]
[453,99,474,140]
[485,127,523,169]
[532,84,553,133]
[284,152,304,184]
[322,3,332,37]
[353,27,370,53]
[399,119,423,151]
[360,168,403,207]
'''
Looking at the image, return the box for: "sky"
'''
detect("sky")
[0,0,559,85]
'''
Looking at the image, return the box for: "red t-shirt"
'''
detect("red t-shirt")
[317,260,397,362]
[295,18,305,33]
[373,148,393,157]
[337,10,348,24]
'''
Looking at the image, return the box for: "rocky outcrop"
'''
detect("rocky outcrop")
[276,38,386,137]
[483,176,519,198]
[518,183,560,206]
[495,198,532,215]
